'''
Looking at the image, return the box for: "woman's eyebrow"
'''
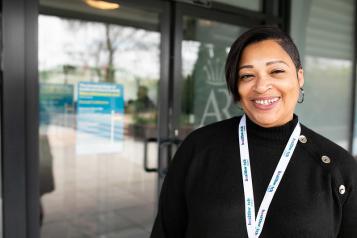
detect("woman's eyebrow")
[238,65,253,70]
[266,60,288,66]
[239,60,289,71]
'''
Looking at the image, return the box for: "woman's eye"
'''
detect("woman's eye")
[271,69,285,74]
[239,74,254,80]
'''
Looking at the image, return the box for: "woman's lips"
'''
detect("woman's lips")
[252,97,280,110]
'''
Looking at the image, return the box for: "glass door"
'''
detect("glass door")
[38,0,168,237]
[172,4,257,141]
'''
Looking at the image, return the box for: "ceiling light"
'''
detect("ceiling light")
[84,0,120,10]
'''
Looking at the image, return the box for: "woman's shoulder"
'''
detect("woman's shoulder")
[185,116,240,144]
[300,124,357,183]
[300,124,353,160]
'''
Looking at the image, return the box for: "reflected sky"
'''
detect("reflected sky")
[39,15,160,79]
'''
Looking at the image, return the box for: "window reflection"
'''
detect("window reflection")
[39,14,160,237]
[180,17,246,138]
[291,0,354,149]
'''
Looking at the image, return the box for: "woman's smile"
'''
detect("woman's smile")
[252,96,280,109]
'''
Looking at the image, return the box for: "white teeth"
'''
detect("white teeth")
[255,98,279,105]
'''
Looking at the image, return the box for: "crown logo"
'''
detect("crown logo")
[203,58,226,86]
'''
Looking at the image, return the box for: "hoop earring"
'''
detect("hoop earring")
[298,88,304,104]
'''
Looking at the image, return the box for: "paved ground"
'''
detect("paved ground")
[40,125,158,238]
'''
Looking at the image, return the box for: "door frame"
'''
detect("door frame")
[2,0,171,237]
[2,0,39,237]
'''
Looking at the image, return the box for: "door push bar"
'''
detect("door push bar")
[143,137,182,173]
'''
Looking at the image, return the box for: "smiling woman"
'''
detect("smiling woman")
[150,26,357,238]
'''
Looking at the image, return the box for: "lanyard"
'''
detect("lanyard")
[238,114,301,238]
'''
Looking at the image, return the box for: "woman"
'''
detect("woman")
[150,26,357,237]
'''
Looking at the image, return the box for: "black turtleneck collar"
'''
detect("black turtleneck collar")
[245,114,299,146]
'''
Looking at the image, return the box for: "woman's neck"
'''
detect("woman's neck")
[245,114,298,145]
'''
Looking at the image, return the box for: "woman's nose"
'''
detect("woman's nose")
[253,76,272,93]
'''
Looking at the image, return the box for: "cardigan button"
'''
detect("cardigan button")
[321,155,331,164]
[339,185,346,195]
[298,135,307,143]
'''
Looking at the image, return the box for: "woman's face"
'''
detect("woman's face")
[238,39,304,127]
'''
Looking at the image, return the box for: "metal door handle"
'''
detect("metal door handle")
[143,137,182,173]
[144,137,158,172]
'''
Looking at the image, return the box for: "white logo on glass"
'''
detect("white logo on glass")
[203,58,226,86]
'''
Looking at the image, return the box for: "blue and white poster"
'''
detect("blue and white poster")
[76,82,124,154]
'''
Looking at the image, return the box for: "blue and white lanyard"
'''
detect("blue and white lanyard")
[238,114,301,238]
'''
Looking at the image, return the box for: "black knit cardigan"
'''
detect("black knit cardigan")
[150,115,357,238]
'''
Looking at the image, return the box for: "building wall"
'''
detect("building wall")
[290,0,356,151]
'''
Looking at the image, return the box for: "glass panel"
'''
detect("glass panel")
[290,0,354,150]
[39,2,160,237]
[179,17,247,139]
[213,0,262,11]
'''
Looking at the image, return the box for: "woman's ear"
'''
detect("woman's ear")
[297,68,304,88]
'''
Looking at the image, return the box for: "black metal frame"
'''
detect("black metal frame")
[349,2,357,154]
[40,7,159,32]
[2,0,39,237]
[157,1,172,188]
[40,0,165,31]
[278,0,291,32]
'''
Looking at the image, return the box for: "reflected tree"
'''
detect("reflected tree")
[64,19,157,83]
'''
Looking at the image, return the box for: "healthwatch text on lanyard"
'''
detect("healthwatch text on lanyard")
[238,114,301,238]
